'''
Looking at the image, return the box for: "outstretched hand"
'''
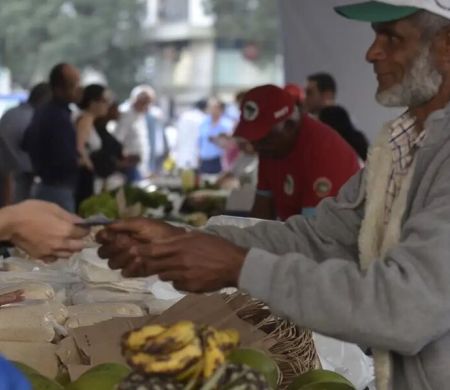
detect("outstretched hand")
[96,218,248,293]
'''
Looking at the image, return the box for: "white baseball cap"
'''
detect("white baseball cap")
[335,1,450,23]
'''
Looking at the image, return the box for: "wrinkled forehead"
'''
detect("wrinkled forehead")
[371,16,423,37]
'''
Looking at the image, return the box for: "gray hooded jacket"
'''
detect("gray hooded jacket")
[206,104,450,390]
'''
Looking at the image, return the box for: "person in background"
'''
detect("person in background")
[74,84,111,208]
[198,97,233,174]
[146,95,169,175]
[92,101,131,182]
[23,63,82,212]
[319,105,369,161]
[224,90,247,123]
[0,83,51,204]
[219,91,249,172]
[305,73,369,162]
[237,84,360,220]
[173,99,207,170]
[284,83,306,105]
[215,90,259,189]
[115,86,153,182]
[304,72,337,116]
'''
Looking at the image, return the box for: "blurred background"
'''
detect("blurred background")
[0,0,283,118]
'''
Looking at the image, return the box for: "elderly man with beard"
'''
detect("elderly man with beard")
[98,1,450,389]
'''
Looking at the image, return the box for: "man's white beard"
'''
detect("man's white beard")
[376,44,443,108]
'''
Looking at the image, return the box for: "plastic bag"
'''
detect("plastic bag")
[0,302,60,342]
[0,282,55,301]
[70,287,150,305]
[0,257,80,289]
[65,302,145,329]
[70,286,179,315]
[72,248,160,293]
[150,280,185,301]
[313,333,374,390]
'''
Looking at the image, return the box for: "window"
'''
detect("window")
[158,0,189,23]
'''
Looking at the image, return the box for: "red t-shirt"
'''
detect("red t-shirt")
[257,114,361,220]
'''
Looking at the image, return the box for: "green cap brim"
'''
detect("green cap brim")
[335,1,419,23]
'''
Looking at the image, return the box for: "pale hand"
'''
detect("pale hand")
[2,200,88,261]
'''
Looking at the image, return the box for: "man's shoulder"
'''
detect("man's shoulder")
[302,114,357,154]
[40,101,71,122]
[0,103,30,122]
[301,113,342,138]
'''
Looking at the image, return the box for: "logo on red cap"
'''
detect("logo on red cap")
[274,106,289,119]
[242,101,259,121]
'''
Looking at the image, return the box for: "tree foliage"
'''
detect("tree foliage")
[203,0,280,62]
[0,0,148,98]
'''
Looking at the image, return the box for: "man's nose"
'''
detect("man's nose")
[366,37,387,63]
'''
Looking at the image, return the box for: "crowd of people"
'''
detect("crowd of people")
[0,62,370,220]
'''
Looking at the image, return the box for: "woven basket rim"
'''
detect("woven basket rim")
[224,292,318,388]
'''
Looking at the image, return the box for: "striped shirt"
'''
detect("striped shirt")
[385,112,426,222]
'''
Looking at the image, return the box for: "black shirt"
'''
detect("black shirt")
[319,105,369,161]
[23,98,78,186]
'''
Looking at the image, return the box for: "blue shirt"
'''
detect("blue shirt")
[198,116,233,160]
[0,356,31,390]
[23,99,78,186]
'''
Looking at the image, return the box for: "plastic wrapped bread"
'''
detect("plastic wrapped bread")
[46,302,69,325]
[65,302,144,328]
[0,341,58,378]
[0,282,55,301]
[71,287,150,305]
[0,304,56,342]
[71,287,178,315]
[0,300,68,343]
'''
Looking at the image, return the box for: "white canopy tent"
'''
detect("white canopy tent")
[278,0,402,141]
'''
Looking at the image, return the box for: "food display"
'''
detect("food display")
[65,302,145,329]
[120,321,273,389]
[0,206,358,390]
[79,185,171,219]
[65,363,131,390]
[14,361,64,390]
[0,303,61,342]
[0,281,55,300]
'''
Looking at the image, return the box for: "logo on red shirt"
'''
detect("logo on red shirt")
[284,174,295,196]
[313,177,332,198]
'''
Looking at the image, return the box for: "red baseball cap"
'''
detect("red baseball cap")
[234,84,295,142]
[284,83,305,103]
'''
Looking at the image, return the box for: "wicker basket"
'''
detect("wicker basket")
[224,292,318,388]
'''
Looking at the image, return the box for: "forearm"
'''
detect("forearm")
[78,148,93,168]
[205,170,365,261]
[0,205,15,241]
[239,244,450,355]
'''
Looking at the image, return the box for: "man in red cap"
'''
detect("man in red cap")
[284,83,305,104]
[234,84,360,220]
